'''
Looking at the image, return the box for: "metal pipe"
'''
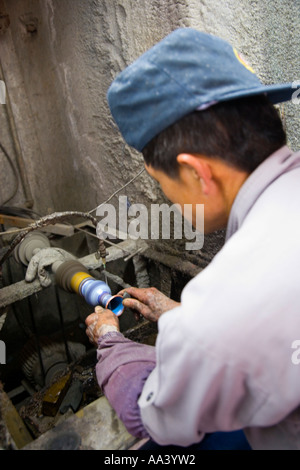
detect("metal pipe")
[0,239,142,309]
[0,210,103,267]
[142,247,203,278]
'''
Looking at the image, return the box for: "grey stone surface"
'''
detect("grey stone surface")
[22,395,137,450]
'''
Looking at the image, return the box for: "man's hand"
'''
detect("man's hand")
[120,286,180,322]
[85,306,120,346]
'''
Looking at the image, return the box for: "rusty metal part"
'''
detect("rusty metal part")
[96,238,107,267]
[0,211,98,267]
[42,372,72,417]
[0,213,74,237]
[0,239,144,309]
[20,337,85,389]
[142,247,202,278]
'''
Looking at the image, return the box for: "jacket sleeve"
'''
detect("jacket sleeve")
[137,221,300,447]
[95,331,156,439]
[138,308,270,446]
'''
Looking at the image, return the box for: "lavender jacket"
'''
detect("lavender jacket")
[96,146,300,449]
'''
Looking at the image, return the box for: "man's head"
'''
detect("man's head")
[107,28,295,232]
[142,95,286,232]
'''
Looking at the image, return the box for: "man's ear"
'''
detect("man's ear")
[177,153,212,195]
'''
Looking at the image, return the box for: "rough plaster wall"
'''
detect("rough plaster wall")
[185,0,300,149]
[0,0,299,255]
[0,0,187,214]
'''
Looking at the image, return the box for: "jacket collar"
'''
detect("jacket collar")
[226,146,300,241]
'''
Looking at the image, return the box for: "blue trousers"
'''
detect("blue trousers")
[140,430,251,450]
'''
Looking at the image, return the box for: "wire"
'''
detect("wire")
[88,167,145,214]
[0,167,146,265]
[0,141,19,205]
[0,210,99,267]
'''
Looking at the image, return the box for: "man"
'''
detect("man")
[85,28,300,449]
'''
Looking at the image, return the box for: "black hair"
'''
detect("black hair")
[142,95,286,177]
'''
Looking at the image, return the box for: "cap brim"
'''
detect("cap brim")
[219,83,298,105]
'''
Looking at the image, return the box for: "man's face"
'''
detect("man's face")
[144,162,228,234]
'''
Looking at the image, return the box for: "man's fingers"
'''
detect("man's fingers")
[85,314,96,326]
[85,310,103,325]
[122,297,149,316]
[94,305,105,314]
[119,286,155,304]
[122,297,140,310]
[118,288,126,296]
[118,286,139,298]
[86,327,96,345]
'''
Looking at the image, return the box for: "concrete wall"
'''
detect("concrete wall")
[0,0,299,250]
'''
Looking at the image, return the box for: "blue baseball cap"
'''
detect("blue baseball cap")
[107,28,298,152]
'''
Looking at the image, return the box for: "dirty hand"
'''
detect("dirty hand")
[25,247,75,287]
[85,306,120,346]
[120,286,180,322]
